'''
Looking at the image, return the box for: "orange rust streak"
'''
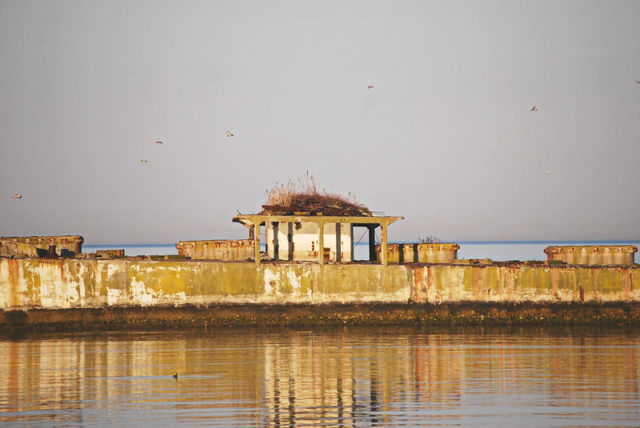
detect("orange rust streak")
[413,267,423,301]
[8,259,19,307]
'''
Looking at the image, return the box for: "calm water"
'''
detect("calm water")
[1,327,639,427]
[84,241,640,262]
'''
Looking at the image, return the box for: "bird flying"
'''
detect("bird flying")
[531,105,538,111]
[12,193,22,199]
[226,130,234,137]
[635,80,640,84]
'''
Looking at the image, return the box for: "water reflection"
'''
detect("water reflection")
[1,327,639,426]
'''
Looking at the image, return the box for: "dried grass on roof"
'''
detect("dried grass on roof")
[264,173,371,216]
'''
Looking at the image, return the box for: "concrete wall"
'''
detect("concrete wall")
[0,240,39,258]
[265,222,353,262]
[377,243,460,264]
[175,240,254,261]
[0,236,83,258]
[1,258,638,310]
[544,246,637,265]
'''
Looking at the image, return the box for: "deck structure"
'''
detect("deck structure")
[233,214,403,266]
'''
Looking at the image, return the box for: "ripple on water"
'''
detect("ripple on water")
[0,326,639,426]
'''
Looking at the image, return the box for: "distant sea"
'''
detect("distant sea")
[83,241,639,263]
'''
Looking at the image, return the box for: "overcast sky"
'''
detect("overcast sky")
[1,0,639,244]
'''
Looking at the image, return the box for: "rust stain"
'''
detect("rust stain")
[412,267,424,301]
[60,260,66,283]
[175,239,254,261]
[8,259,19,307]
[550,268,558,297]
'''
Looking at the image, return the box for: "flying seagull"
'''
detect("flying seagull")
[226,130,234,137]
[531,105,538,111]
[12,194,22,199]
[367,84,374,89]
[156,141,163,144]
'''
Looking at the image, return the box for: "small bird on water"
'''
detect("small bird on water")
[531,105,538,111]
[367,84,374,89]
[155,141,163,144]
[226,130,234,138]
[12,194,22,199]
[140,159,148,164]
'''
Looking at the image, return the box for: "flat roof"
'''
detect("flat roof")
[233,214,403,227]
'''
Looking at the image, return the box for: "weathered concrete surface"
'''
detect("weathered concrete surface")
[544,245,637,265]
[175,239,254,261]
[378,243,460,264]
[0,258,638,310]
[2,303,640,333]
[0,235,83,258]
[0,240,39,258]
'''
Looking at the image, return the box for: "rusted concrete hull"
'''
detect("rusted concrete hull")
[376,243,460,264]
[0,259,638,310]
[544,245,637,265]
[175,239,254,261]
[0,235,83,257]
[3,302,640,332]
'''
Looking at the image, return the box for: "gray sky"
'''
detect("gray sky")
[1,0,639,244]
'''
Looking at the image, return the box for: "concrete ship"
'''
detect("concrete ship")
[1,199,638,330]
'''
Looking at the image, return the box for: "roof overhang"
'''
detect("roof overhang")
[233,214,404,228]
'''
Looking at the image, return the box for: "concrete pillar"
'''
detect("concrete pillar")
[287,222,294,261]
[47,245,57,258]
[336,223,341,262]
[381,223,388,267]
[254,223,261,264]
[368,226,376,261]
[318,222,324,266]
[272,222,279,261]
[350,224,354,262]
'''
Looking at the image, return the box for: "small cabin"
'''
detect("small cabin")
[231,192,402,265]
[234,213,402,265]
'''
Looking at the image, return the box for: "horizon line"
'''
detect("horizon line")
[83,239,640,247]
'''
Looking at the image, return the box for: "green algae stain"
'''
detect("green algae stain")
[597,268,622,294]
[22,260,42,302]
[312,265,407,297]
[177,262,263,296]
[80,261,96,297]
[459,267,473,293]
[96,262,111,297]
[129,261,188,296]
[576,268,596,294]
[518,267,551,292]
[486,266,500,294]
